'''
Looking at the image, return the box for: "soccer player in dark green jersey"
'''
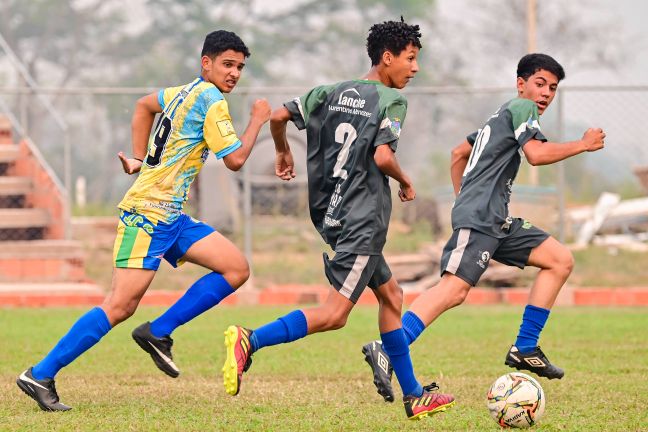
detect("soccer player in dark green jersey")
[364,53,606,400]
[222,19,455,421]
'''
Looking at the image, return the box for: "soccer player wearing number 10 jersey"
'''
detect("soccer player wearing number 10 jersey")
[17,30,271,411]
[363,53,607,402]
[222,19,454,421]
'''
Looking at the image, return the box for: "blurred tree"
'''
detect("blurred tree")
[0,0,131,86]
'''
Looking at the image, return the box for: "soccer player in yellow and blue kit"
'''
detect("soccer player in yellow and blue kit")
[17,30,271,411]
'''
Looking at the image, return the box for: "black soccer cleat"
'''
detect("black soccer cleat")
[16,367,71,412]
[132,322,180,378]
[505,345,565,379]
[362,340,394,402]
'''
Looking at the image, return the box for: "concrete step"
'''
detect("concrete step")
[0,240,83,258]
[0,282,101,293]
[0,177,32,196]
[0,208,49,228]
[0,144,19,163]
[0,240,88,282]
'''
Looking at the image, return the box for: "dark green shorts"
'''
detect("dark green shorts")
[322,252,392,303]
[440,218,549,286]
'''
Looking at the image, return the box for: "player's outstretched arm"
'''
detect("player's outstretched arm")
[119,92,161,175]
[450,140,472,196]
[270,107,296,181]
[374,144,415,202]
[523,128,605,166]
[223,99,271,171]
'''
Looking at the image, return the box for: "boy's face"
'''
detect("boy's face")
[384,43,420,89]
[202,49,246,93]
[516,69,559,114]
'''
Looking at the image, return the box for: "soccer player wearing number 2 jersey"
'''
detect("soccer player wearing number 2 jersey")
[222,19,455,421]
[364,53,606,402]
[17,30,271,411]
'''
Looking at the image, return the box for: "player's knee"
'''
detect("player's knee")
[104,303,136,325]
[553,247,574,278]
[322,308,348,330]
[328,313,348,330]
[379,283,403,310]
[559,251,575,277]
[225,260,250,289]
[450,284,471,307]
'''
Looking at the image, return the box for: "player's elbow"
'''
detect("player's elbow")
[223,154,244,171]
[373,149,392,171]
[524,152,543,166]
[270,107,291,126]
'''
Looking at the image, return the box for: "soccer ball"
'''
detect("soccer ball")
[486,372,545,428]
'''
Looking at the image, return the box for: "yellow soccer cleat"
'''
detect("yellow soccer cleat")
[222,325,253,396]
[403,383,455,421]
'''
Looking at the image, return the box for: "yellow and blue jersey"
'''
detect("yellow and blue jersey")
[118,77,241,223]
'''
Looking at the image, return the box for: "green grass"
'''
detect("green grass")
[1,306,647,431]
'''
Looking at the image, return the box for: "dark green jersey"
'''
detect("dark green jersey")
[284,80,407,254]
[452,98,547,238]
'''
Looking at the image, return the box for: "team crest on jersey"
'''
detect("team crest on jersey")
[390,117,401,137]
[380,117,401,137]
[526,115,541,130]
[217,119,235,137]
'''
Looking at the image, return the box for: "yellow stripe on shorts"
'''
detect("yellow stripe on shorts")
[113,220,152,268]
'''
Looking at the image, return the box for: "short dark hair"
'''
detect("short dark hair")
[366,19,422,66]
[201,30,250,58]
[517,53,565,81]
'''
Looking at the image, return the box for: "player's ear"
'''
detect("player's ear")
[516,77,526,95]
[382,50,393,67]
[201,55,212,71]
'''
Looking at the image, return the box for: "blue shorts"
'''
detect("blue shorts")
[113,210,215,270]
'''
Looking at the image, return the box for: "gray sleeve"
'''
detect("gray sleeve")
[283,97,306,130]
[466,131,478,146]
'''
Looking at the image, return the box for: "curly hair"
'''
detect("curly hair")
[201,30,250,58]
[366,18,422,66]
[517,53,565,82]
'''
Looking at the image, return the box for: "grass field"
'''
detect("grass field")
[1,306,647,431]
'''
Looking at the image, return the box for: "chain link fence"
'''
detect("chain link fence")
[1,86,647,248]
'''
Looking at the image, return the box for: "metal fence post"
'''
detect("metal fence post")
[556,91,566,242]
[241,91,254,289]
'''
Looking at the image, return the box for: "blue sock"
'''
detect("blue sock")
[402,311,425,345]
[150,272,234,338]
[249,310,308,352]
[32,307,112,380]
[381,328,422,398]
[515,304,550,353]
